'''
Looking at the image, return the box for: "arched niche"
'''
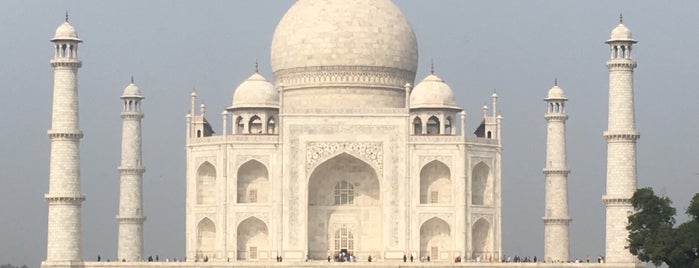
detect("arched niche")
[196,162,216,205]
[306,153,381,260]
[237,160,269,203]
[419,160,452,204]
[236,217,269,260]
[420,217,451,261]
[471,218,492,260]
[471,162,492,206]
[196,217,216,259]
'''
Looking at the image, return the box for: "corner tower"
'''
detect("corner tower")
[44,15,85,267]
[603,16,640,264]
[117,79,146,261]
[542,82,571,262]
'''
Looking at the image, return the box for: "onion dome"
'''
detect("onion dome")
[121,82,143,98]
[271,0,418,75]
[546,85,567,100]
[609,23,633,41]
[230,73,278,109]
[410,74,459,109]
[52,21,81,42]
[270,0,418,109]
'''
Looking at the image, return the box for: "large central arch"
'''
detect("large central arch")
[307,153,381,260]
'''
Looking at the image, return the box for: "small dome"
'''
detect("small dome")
[52,22,81,42]
[608,23,634,42]
[231,73,278,109]
[546,85,566,100]
[121,83,143,98]
[410,74,459,109]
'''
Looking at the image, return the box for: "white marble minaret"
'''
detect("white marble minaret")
[542,82,571,262]
[44,15,85,267]
[603,16,640,264]
[117,78,146,261]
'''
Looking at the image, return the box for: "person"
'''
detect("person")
[368,255,372,262]
[410,254,414,262]
[403,254,407,262]
[97,255,101,262]
[427,255,431,262]
[327,256,331,262]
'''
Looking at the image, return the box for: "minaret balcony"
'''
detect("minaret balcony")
[603,131,640,141]
[50,59,82,68]
[606,59,637,70]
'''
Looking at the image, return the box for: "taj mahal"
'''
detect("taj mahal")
[43,1,644,268]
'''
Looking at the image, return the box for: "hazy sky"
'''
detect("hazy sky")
[1,1,698,267]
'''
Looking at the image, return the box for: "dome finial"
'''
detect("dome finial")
[255,60,259,73]
[130,75,134,84]
[65,11,69,22]
[619,13,623,23]
[554,78,558,86]
[430,59,435,75]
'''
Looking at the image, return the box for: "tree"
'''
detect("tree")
[627,188,699,267]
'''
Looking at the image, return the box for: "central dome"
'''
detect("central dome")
[271,0,419,110]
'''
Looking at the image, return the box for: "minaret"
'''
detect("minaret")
[44,15,85,266]
[542,81,571,262]
[117,78,146,261]
[603,16,639,264]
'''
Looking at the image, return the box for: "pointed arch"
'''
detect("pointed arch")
[472,162,492,206]
[248,115,262,134]
[196,162,216,204]
[266,117,276,134]
[445,116,454,135]
[427,116,440,135]
[333,226,355,256]
[413,116,423,135]
[196,218,216,258]
[419,160,452,204]
[237,160,269,203]
[472,218,492,260]
[420,217,451,261]
[307,153,382,259]
[237,217,269,260]
[235,116,244,134]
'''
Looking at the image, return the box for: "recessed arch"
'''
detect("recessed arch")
[413,116,423,135]
[420,160,452,204]
[307,153,382,260]
[235,116,244,134]
[237,160,269,203]
[472,218,492,260]
[445,116,453,135]
[237,217,269,261]
[196,162,216,204]
[196,217,216,259]
[248,115,262,134]
[420,217,451,261]
[266,117,276,134]
[472,162,491,206]
[427,116,440,135]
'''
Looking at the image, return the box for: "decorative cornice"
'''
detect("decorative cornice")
[116,215,146,224]
[50,60,82,68]
[604,131,640,141]
[544,114,568,121]
[602,196,631,205]
[606,60,637,70]
[542,217,572,224]
[121,113,144,119]
[47,130,83,140]
[543,168,570,176]
[275,66,415,90]
[118,166,146,175]
[44,194,85,204]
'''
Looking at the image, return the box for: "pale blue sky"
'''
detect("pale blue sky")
[1,1,698,267]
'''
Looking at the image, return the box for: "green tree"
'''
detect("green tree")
[628,188,699,267]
